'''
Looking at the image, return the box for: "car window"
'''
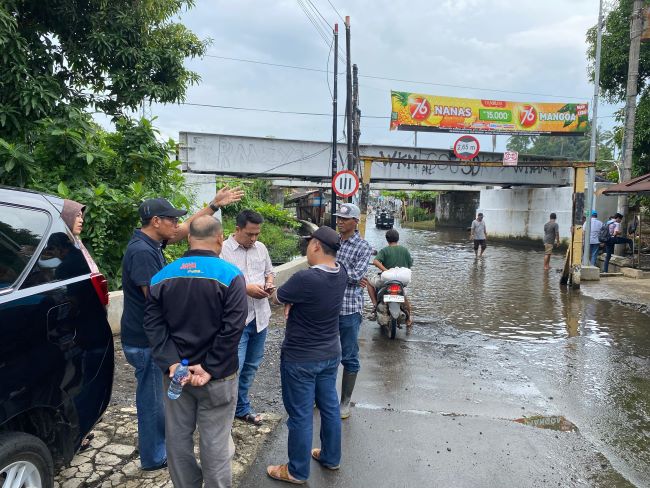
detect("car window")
[0,204,50,290]
[21,220,91,288]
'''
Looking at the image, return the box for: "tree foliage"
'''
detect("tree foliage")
[0,0,207,137]
[586,0,650,177]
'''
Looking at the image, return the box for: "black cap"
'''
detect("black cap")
[139,198,187,221]
[304,226,341,251]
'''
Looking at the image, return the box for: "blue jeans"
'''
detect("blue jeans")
[590,243,600,266]
[603,236,633,272]
[281,358,342,481]
[236,320,268,417]
[339,312,362,373]
[122,345,166,469]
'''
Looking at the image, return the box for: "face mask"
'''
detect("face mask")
[38,257,62,269]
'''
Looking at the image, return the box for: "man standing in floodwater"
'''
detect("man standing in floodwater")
[543,213,560,270]
[470,212,487,258]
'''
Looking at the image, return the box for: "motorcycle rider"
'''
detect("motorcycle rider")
[367,229,413,327]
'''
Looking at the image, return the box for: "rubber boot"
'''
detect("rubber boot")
[339,371,357,419]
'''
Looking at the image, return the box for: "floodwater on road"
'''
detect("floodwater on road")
[363,221,650,487]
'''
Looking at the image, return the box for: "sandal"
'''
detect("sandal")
[266,464,305,484]
[236,412,263,426]
[311,448,340,470]
[79,433,94,451]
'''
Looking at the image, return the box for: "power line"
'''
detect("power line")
[325,0,345,22]
[179,101,388,119]
[203,54,588,100]
[296,0,332,49]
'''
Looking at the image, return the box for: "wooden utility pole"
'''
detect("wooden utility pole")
[620,0,644,224]
[330,24,339,229]
[345,16,353,178]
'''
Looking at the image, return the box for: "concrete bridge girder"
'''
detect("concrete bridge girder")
[179,132,573,187]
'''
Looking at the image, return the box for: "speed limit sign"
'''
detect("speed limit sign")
[332,170,359,198]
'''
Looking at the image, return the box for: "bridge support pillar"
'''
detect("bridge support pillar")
[562,167,586,287]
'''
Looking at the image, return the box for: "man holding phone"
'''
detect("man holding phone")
[220,209,275,426]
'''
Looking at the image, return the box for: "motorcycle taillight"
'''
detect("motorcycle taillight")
[387,284,402,294]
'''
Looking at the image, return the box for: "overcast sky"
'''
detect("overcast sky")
[134,0,616,152]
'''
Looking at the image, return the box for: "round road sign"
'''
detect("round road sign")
[332,170,360,198]
[453,135,480,160]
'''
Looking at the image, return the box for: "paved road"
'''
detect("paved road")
[240,320,633,488]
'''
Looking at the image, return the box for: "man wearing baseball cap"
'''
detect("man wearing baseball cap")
[267,226,348,483]
[588,210,603,266]
[333,203,372,420]
[121,187,243,471]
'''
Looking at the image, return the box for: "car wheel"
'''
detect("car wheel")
[0,432,53,488]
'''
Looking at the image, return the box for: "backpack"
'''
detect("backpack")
[598,223,611,243]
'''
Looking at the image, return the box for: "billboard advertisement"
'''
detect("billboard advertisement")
[390,91,589,136]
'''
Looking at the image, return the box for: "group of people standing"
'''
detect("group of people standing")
[470,210,634,273]
[119,191,376,487]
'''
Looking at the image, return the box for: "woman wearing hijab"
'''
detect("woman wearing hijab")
[61,199,86,238]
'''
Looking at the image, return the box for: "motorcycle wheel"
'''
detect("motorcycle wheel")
[389,317,397,339]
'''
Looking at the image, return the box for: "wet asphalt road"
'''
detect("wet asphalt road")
[240,223,650,488]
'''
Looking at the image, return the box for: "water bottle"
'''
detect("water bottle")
[167,359,189,400]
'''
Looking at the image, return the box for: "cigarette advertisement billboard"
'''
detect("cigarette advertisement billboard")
[390,91,589,136]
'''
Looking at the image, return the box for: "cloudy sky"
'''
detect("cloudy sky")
[138,0,616,152]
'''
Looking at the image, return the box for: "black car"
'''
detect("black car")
[375,209,395,229]
[0,187,114,488]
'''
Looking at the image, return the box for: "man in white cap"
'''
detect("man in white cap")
[333,203,372,419]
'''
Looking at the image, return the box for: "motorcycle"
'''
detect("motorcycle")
[375,280,409,339]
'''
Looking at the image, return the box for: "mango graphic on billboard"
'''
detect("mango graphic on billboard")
[390,91,589,136]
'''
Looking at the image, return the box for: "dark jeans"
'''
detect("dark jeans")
[590,243,601,266]
[339,312,362,373]
[236,320,268,417]
[281,357,342,481]
[123,344,166,469]
[603,236,633,272]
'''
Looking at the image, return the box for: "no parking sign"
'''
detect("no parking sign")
[332,170,359,198]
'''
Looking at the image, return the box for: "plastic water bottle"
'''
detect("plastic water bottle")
[167,359,189,400]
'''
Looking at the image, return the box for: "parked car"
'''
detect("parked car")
[0,187,114,488]
[375,209,395,229]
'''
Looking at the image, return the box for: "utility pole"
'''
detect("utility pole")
[583,0,604,266]
[620,0,644,229]
[345,16,353,181]
[330,23,339,229]
[352,64,360,173]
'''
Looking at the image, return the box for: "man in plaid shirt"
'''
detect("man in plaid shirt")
[334,203,373,419]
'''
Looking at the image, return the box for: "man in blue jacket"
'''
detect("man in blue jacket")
[144,215,247,488]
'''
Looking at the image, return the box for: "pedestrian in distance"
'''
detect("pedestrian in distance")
[470,212,488,258]
[267,226,348,484]
[120,186,243,471]
[588,210,604,266]
[367,228,414,327]
[143,215,248,488]
[603,212,634,273]
[543,213,560,271]
[334,203,373,420]
[220,209,275,426]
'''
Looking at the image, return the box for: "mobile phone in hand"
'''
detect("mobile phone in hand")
[264,285,276,293]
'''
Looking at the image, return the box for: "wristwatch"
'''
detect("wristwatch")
[209,201,220,212]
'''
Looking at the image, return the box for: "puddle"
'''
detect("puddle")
[514,415,578,432]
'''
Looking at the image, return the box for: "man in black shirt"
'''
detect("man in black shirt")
[144,215,247,488]
[120,187,242,471]
[267,226,347,484]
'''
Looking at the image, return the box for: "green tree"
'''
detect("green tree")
[0,0,207,137]
[586,0,650,177]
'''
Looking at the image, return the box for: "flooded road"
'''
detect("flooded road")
[362,222,650,487]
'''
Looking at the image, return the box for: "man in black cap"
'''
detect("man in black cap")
[267,226,347,484]
[121,187,243,471]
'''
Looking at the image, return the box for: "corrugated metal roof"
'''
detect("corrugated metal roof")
[603,172,650,195]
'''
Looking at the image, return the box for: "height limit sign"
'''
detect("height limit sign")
[332,170,360,198]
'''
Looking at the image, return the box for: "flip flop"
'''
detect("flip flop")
[311,448,340,470]
[266,464,305,484]
[236,412,263,426]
